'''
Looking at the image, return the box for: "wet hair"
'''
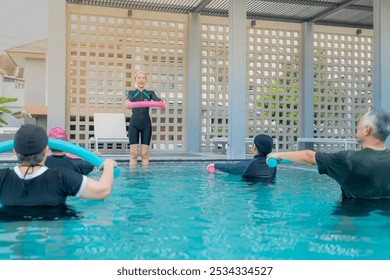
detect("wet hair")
[16,150,46,192]
[362,109,390,141]
[17,151,45,166]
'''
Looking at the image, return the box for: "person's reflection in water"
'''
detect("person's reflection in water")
[243,177,276,187]
[0,204,81,222]
[331,198,390,235]
[333,198,390,218]
[0,205,82,259]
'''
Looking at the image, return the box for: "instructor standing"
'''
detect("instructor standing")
[125,70,164,167]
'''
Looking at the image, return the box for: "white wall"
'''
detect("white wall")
[24,57,46,105]
[0,0,48,52]
[47,0,66,129]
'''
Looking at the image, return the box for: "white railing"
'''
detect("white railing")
[295,137,360,151]
[210,137,279,154]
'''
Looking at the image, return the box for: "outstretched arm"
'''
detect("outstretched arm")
[211,161,250,175]
[267,150,317,165]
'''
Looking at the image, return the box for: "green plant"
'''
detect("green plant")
[0,97,18,126]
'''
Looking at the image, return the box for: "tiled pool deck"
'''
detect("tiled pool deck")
[0,151,249,164]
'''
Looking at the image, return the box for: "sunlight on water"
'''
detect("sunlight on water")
[1,162,390,260]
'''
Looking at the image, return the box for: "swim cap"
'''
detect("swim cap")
[254,134,273,155]
[14,124,48,156]
[48,126,68,141]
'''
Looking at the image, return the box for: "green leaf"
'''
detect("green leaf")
[0,97,18,105]
[0,97,17,127]
[0,107,12,114]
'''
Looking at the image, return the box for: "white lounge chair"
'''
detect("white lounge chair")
[89,113,129,152]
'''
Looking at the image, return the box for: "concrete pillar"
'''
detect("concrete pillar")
[227,0,247,159]
[47,0,66,130]
[301,22,314,139]
[373,0,390,147]
[186,13,201,152]
[373,0,390,113]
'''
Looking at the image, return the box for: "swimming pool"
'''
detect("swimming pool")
[0,161,389,260]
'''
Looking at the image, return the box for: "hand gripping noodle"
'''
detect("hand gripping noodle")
[207,165,216,173]
[267,158,291,168]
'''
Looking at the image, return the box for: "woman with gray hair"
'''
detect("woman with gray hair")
[267,109,390,199]
[0,124,117,207]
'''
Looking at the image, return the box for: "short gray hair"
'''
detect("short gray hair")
[362,109,390,141]
[17,151,45,166]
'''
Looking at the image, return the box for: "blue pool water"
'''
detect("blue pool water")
[0,161,390,260]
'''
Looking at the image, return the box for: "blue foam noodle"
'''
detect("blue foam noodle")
[0,139,120,178]
[267,158,292,168]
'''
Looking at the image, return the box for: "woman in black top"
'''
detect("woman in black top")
[0,124,117,207]
[125,70,164,167]
[45,126,96,175]
[207,134,277,182]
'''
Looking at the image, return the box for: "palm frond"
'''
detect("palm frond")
[0,97,18,105]
[0,97,18,127]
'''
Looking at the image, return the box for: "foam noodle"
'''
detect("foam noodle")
[48,139,120,178]
[0,139,120,178]
[0,140,14,153]
[127,101,166,109]
[207,165,215,173]
[267,158,279,168]
[267,158,292,168]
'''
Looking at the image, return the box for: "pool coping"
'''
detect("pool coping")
[0,151,254,163]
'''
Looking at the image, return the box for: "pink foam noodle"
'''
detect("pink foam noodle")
[127,101,166,109]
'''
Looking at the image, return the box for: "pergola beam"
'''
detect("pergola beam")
[192,0,213,13]
[307,0,362,22]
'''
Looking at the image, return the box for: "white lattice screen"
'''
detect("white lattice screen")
[313,26,373,139]
[247,22,302,151]
[67,5,373,154]
[200,17,229,151]
[67,5,186,152]
[200,18,302,152]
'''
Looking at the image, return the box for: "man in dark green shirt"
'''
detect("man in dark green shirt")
[267,109,390,199]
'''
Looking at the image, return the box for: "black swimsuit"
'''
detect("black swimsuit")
[214,154,277,182]
[126,89,161,145]
[45,154,94,175]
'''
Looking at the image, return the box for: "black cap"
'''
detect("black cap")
[254,134,273,155]
[14,124,48,156]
